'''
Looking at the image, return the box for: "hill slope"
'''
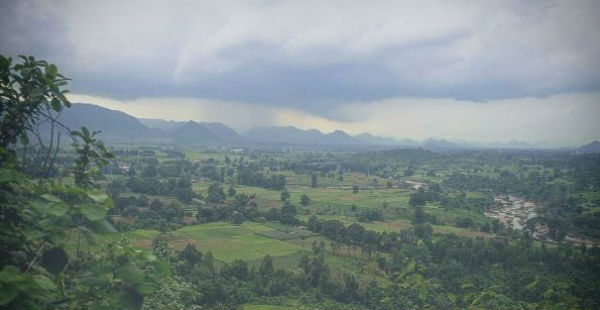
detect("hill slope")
[171,121,219,144]
[49,103,159,142]
[199,122,245,141]
[578,141,600,153]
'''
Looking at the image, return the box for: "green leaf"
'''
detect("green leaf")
[0,265,24,283]
[29,200,48,214]
[116,267,145,285]
[119,287,144,310]
[50,97,61,111]
[88,219,116,234]
[0,55,10,70]
[46,64,57,77]
[79,276,110,288]
[39,215,72,233]
[135,282,156,294]
[47,230,67,245]
[80,203,106,221]
[47,202,68,217]
[80,226,97,246]
[23,228,45,242]
[32,275,57,291]
[150,260,170,278]
[117,267,156,294]
[41,194,62,203]
[88,193,110,204]
[0,285,19,305]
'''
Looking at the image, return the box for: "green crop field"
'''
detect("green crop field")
[92,222,307,263]
[194,180,413,214]
[174,222,304,262]
[243,304,296,310]
[297,215,493,239]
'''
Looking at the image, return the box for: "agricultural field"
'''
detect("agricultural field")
[174,222,303,262]
[91,220,390,286]
[194,180,413,212]
[243,305,295,310]
[93,222,306,263]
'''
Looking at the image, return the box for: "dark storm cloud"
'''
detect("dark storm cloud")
[1,0,599,120]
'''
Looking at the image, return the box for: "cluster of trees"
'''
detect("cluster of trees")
[443,167,600,239]
[122,176,196,202]
[356,209,384,222]
[237,167,286,190]
[144,242,367,310]
[303,216,600,309]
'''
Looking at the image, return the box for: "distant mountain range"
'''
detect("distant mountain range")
[45,103,595,150]
[242,126,398,146]
[577,141,600,154]
[50,103,404,146]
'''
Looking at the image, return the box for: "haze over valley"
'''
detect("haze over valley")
[2,1,600,310]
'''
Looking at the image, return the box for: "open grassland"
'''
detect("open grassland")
[88,221,390,285]
[193,180,412,213]
[172,222,304,262]
[282,171,390,188]
[282,235,389,285]
[184,150,237,162]
[296,215,493,239]
[90,222,305,263]
[243,303,297,310]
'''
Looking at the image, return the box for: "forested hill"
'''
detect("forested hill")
[48,103,159,142]
[47,103,597,150]
[48,103,404,146]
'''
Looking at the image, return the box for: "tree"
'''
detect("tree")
[456,216,474,228]
[206,183,225,203]
[233,193,249,207]
[179,244,202,266]
[280,190,290,201]
[107,180,124,199]
[149,198,164,211]
[0,55,70,150]
[175,187,194,203]
[71,127,114,187]
[409,192,427,207]
[141,164,157,178]
[228,186,236,197]
[342,273,360,302]
[300,194,311,206]
[231,211,245,225]
[152,235,170,258]
[353,185,359,194]
[258,255,274,285]
[413,223,433,240]
[0,55,166,310]
[281,201,297,215]
[412,206,428,224]
[311,173,318,188]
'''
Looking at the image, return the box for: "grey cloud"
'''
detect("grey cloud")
[1,0,599,119]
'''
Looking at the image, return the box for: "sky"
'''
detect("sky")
[1,0,599,145]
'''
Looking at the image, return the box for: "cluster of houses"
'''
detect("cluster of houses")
[484,196,549,237]
[485,195,600,246]
[402,180,428,191]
